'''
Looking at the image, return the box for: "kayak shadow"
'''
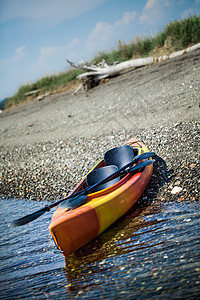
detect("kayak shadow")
[141,154,174,203]
[64,155,173,268]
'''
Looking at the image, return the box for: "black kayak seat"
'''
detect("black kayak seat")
[104,145,134,169]
[86,165,120,193]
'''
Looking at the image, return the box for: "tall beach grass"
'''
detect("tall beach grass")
[5,69,83,108]
[92,15,200,64]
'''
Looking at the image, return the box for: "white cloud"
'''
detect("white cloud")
[67,38,79,50]
[36,46,66,70]
[140,0,172,24]
[0,46,26,68]
[144,0,157,10]
[181,7,197,18]
[35,38,80,73]
[0,0,106,26]
[86,11,136,53]
[140,0,200,25]
[115,11,136,27]
[13,46,27,62]
[15,46,26,56]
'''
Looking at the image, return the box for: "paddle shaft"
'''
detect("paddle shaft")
[48,151,155,208]
[11,151,155,226]
[58,159,154,211]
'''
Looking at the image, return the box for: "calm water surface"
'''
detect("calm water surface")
[0,198,199,299]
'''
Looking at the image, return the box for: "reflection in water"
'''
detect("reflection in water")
[0,198,199,299]
[64,201,200,299]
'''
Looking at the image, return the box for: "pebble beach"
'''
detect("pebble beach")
[0,49,199,204]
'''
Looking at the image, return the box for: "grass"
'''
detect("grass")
[5,15,200,108]
[5,69,83,108]
[92,15,200,64]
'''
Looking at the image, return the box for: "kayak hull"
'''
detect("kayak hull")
[49,139,153,256]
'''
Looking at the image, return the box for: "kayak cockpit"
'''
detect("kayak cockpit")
[86,145,135,192]
[58,144,142,208]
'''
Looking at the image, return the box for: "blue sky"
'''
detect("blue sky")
[0,0,199,100]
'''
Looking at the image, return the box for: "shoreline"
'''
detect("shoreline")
[0,49,199,202]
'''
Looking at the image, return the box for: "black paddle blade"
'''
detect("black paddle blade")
[129,159,155,172]
[11,208,47,227]
[59,195,87,210]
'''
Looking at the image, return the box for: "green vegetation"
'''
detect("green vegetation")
[93,15,200,64]
[5,69,83,108]
[5,15,200,108]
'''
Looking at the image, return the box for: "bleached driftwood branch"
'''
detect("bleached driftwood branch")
[67,57,153,92]
[67,42,200,94]
[69,57,153,79]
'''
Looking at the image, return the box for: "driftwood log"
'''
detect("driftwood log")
[67,57,153,93]
[67,42,200,94]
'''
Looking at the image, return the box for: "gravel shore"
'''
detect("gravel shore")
[0,49,199,203]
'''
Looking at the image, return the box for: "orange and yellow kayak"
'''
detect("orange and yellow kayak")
[49,138,153,256]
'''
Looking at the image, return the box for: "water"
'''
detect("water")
[0,198,199,299]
